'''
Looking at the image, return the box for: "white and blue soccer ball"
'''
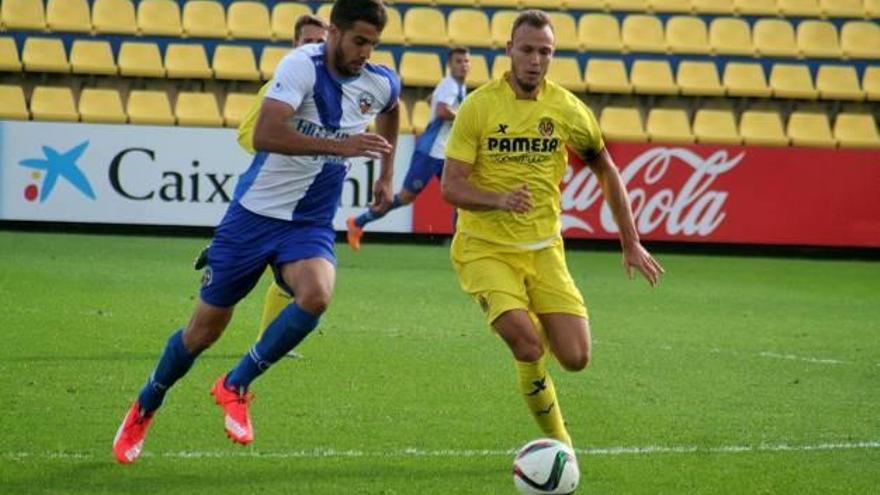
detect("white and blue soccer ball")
[512,438,580,494]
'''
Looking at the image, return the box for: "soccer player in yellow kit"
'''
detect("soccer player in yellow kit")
[441,10,664,446]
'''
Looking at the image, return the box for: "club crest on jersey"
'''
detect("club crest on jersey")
[358,91,376,114]
[538,118,555,137]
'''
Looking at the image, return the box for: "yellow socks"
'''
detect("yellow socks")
[256,281,292,341]
[515,354,572,447]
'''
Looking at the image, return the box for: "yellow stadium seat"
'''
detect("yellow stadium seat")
[841,22,880,60]
[0,37,22,72]
[723,62,771,97]
[491,11,519,48]
[448,9,492,48]
[480,0,520,8]
[260,46,289,79]
[92,0,137,35]
[867,0,880,17]
[528,0,564,9]
[315,4,332,25]
[734,0,778,15]
[183,0,227,38]
[787,112,836,148]
[118,41,165,77]
[127,90,175,125]
[228,1,271,40]
[607,0,648,11]
[647,108,693,143]
[677,61,724,96]
[0,85,29,120]
[2,0,45,31]
[411,99,431,135]
[778,0,821,17]
[492,55,510,80]
[381,7,405,45]
[649,0,693,13]
[565,0,605,9]
[693,109,741,144]
[770,64,818,99]
[30,86,78,122]
[467,54,490,88]
[22,38,69,73]
[816,65,864,101]
[400,52,442,87]
[548,57,584,92]
[70,40,116,75]
[820,0,864,18]
[599,106,647,142]
[692,0,736,14]
[370,50,395,71]
[754,19,798,58]
[137,0,182,37]
[397,99,413,134]
[740,110,788,146]
[271,3,311,41]
[834,113,880,148]
[165,44,212,79]
[585,58,632,93]
[548,12,579,51]
[709,18,753,56]
[404,8,447,46]
[631,59,678,95]
[223,92,257,127]
[79,88,126,124]
[176,92,223,127]
[666,16,710,54]
[622,15,666,54]
[797,21,841,59]
[46,0,91,33]
[213,45,260,81]
[864,67,880,101]
[579,14,622,53]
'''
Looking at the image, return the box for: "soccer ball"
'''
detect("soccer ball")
[512,438,580,494]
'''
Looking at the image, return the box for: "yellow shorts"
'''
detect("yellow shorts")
[450,233,587,325]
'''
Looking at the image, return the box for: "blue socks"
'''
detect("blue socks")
[354,194,403,227]
[138,330,201,414]
[225,303,320,392]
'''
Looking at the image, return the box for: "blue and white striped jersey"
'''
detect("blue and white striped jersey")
[414,76,466,159]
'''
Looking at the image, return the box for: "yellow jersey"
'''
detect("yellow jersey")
[236,81,270,154]
[445,73,604,247]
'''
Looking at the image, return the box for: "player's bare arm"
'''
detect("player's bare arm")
[441,158,532,212]
[435,102,457,121]
[253,98,392,159]
[372,103,400,210]
[583,147,665,287]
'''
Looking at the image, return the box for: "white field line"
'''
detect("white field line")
[756,351,846,365]
[5,441,880,461]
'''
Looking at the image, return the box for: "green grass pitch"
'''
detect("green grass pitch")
[0,231,878,494]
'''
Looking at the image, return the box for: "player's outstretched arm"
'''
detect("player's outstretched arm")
[584,148,665,287]
[441,159,532,212]
[372,104,400,210]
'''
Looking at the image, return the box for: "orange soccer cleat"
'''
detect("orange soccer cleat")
[112,401,154,464]
[210,375,254,445]
[346,216,364,251]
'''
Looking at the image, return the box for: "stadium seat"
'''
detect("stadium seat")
[677,61,724,96]
[223,92,257,127]
[79,88,126,124]
[183,0,227,38]
[370,50,395,71]
[137,0,182,37]
[734,0,778,15]
[709,18,753,56]
[585,58,631,93]
[175,92,223,127]
[467,54,490,88]
[127,90,175,125]
[816,65,864,101]
[411,99,431,134]
[548,12,579,51]
[404,8,447,46]
[0,85,29,120]
[260,46,289,79]
[228,1,271,40]
[820,0,864,18]
[770,64,818,99]
[316,4,332,25]
[92,0,137,35]
[0,37,22,72]
[693,109,741,144]
[397,99,413,134]
[834,113,880,148]
[30,86,78,122]
[579,14,623,53]
[723,62,771,97]
[754,19,798,58]
[692,0,736,14]
[480,0,520,8]
[271,3,311,42]
[46,0,91,33]
[867,0,880,17]
[787,112,836,148]
[528,0,564,9]
[649,0,693,13]
[797,21,842,59]
[492,55,510,80]
[631,60,678,95]
[2,0,45,31]
[599,106,647,142]
[622,15,666,53]
[118,41,165,78]
[666,16,710,55]
[864,67,880,101]
[739,110,788,146]
[565,0,605,9]
[165,44,212,79]
[607,0,648,11]
[491,11,519,48]
[778,0,821,17]
[70,40,117,76]
[400,52,443,87]
[382,7,405,45]
[646,108,694,143]
[841,22,880,60]
[213,45,260,81]
[448,9,492,48]
[22,38,69,73]
[548,57,584,92]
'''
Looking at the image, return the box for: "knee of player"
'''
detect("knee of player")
[559,348,590,372]
[511,339,545,363]
[296,290,332,316]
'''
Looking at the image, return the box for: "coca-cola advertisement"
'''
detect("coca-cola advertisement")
[412,143,880,248]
